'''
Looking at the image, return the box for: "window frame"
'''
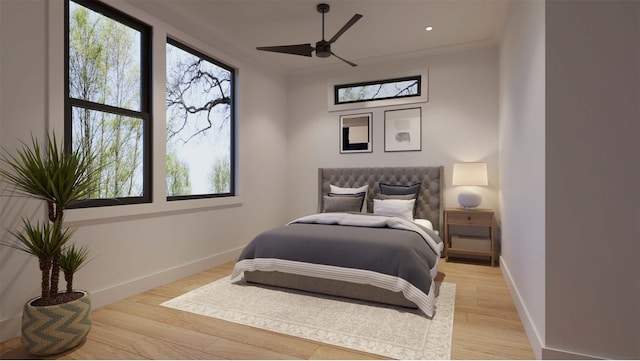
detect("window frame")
[165,37,236,202]
[334,75,422,105]
[64,0,153,208]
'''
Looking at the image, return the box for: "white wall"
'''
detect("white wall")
[0,0,51,342]
[285,46,500,220]
[0,0,289,342]
[498,0,546,358]
[544,1,639,359]
[500,1,640,359]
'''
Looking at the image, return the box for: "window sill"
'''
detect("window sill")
[64,196,243,226]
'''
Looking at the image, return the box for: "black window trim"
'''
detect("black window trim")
[64,0,153,208]
[334,75,422,105]
[165,36,237,202]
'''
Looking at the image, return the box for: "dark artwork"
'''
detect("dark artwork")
[342,128,368,150]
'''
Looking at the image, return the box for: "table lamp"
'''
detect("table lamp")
[452,162,488,209]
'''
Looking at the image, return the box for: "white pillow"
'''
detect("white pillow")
[330,184,368,194]
[373,198,415,220]
[330,184,368,212]
[413,218,434,230]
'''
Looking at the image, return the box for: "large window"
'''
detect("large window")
[65,0,151,207]
[335,75,421,105]
[165,39,235,200]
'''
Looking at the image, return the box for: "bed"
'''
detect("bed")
[231,166,444,317]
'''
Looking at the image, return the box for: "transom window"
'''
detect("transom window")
[65,0,151,207]
[334,75,421,105]
[165,38,235,200]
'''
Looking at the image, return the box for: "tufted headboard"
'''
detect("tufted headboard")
[317,166,444,233]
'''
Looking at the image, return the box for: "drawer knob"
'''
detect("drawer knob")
[467,216,471,221]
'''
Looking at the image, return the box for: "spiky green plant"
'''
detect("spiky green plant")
[0,132,97,305]
[60,244,91,293]
[3,219,75,303]
[0,133,96,220]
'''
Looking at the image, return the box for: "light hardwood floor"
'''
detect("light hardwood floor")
[0,259,534,360]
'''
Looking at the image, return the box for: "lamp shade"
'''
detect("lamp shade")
[452,162,488,209]
[452,162,488,186]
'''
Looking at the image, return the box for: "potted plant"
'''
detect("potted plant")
[0,133,97,355]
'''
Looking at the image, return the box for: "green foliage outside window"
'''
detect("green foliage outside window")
[67,0,235,204]
[68,0,148,202]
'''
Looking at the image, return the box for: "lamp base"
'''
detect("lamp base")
[458,188,482,209]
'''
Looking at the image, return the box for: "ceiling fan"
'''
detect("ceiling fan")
[256,3,363,67]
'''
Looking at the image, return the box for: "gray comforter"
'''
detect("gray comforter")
[232,212,443,316]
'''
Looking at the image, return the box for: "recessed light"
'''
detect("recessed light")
[425,26,433,31]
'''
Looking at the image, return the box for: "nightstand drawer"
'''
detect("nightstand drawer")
[447,212,492,226]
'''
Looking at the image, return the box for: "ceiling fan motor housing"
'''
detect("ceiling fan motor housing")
[315,40,331,58]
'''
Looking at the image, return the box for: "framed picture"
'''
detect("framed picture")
[384,107,422,152]
[339,113,373,154]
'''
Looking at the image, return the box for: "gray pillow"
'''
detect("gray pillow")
[379,183,421,198]
[322,193,365,213]
[378,183,421,217]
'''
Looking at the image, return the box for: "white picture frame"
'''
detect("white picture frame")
[339,113,373,154]
[384,107,422,152]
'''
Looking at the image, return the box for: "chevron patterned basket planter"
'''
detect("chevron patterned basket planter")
[21,291,92,355]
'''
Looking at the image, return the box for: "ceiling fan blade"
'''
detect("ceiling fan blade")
[256,44,314,57]
[328,14,363,44]
[331,52,357,67]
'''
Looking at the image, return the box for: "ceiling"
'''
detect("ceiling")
[129,0,508,74]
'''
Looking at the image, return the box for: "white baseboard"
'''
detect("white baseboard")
[542,347,602,360]
[89,246,244,310]
[499,255,544,359]
[500,255,604,360]
[0,246,243,343]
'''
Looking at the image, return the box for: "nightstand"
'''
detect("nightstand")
[444,208,495,266]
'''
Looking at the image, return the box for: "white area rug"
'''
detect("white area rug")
[161,276,456,360]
